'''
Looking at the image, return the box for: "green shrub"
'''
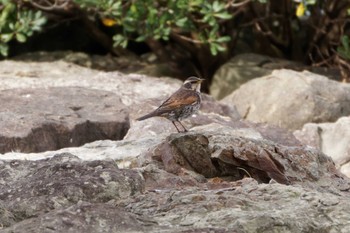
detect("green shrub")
[0,0,46,56]
[0,0,349,80]
[75,0,232,55]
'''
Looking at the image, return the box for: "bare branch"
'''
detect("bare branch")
[29,0,69,12]
[227,0,251,8]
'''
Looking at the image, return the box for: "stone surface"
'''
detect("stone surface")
[0,87,129,153]
[0,154,144,229]
[222,69,350,130]
[294,116,350,178]
[2,202,155,233]
[2,132,350,232]
[0,60,181,106]
[210,53,302,100]
[117,179,350,233]
[1,59,350,232]
[0,138,162,168]
[142,130,344,191]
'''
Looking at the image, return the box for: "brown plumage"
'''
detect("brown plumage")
[137,76,204,132]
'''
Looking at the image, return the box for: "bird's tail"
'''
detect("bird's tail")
[136,111,157,121]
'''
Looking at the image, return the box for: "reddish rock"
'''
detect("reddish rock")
[148,131,345,190]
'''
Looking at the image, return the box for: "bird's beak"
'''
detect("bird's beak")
[198,78,205,83]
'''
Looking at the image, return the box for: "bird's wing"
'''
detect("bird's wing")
[157,89,199,112]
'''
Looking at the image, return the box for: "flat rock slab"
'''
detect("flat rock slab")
[0,87,129,153]
[0,60,181,106]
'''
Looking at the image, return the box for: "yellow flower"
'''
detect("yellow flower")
[296,2,306,17]
[101,18,118,27]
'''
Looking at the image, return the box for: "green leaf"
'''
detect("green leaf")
[16,33,26,43]
[214,12,232,20]
[341,35,349,52]
[0,42,9,56]
[0,33,13,42]
[212,1,224,12]
[135,35,147,42]
[337,36,350,60]
[216,36,231,43]
[113,34,128,48]
[215,43,226,52]
[175,17,187,27]
[305,0,317,5]
[210,43,219,56]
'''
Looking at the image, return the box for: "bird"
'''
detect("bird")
[136,76,204,133]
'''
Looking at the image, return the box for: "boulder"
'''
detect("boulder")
[1,202,155,233]
[117,178,350,233]
[0,154,144,228]
[0,60,181,106]
[2,129,350,232]
[294,116,350,178]
[140,130,345,191]
[221,69,350,130]
[210,53,302,100]
[0,87,129,153]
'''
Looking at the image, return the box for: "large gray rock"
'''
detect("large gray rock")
[118,178,350,233]
[210,53,302,100]
[222,69,350,130]
[0,60,181,106]
[294,116,350,178]
[2,202,155,233]
[2,129,350,233]
[0,60,241,164]
[0,87,129,153]
[0,154,144,229]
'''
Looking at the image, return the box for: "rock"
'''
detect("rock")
[0,87,129,153]
[2,202,155,233]
[0,60,181,106]
[0,154,144,229]
[294,116,350,178]
[143,130,344,191]
[2,59,350,232]
[0,138,163,169]
[221,69,350,130]
[210,54,302,100]
[117,178,350,233]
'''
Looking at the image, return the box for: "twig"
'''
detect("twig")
[227,0,251,8]
[30,0,69,11]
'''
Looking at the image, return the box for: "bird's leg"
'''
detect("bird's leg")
[172,121,181,133]
[177,121,188,132]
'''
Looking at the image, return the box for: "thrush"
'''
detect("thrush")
[136,76,204,132]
